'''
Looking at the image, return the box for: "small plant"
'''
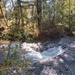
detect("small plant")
[0,41,33,75]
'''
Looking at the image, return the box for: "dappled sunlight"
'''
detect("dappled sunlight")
[41,67,57,75]
[41,46,68,60]
[59,58,64,63]
[0,40,69,61]
[63,53,75,61]
[70,41,75,48]
[22,45,68,61]
[0,40,9,44]
[21,42,41,50]
[53,60,59,66]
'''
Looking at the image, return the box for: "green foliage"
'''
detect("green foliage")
[0,42,33,75]
[40,0,75,37]
[2,27,26,42]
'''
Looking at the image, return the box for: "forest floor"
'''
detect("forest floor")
[33,36,75,75]
[0,36,75,75]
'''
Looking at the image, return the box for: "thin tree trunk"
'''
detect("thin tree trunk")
[0,5,8,26]
[69,0,71,28]
[36,0,41,27]
[17,0,22,28]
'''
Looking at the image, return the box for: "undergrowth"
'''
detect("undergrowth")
[0,41,33,75]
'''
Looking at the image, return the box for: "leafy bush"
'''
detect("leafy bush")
[0,42,33,75]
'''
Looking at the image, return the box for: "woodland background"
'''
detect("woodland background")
[0,0,75,42]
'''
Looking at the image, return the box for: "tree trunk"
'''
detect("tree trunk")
[36,0,41,27]
[0,0,8,26]
[17,0,22,28]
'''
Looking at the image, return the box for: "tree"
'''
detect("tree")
[0,0,8,26]
[36,0,42,26]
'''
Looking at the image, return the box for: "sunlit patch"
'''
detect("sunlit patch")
[0,40,9,44]
[22,46,68,61]
[70,41,75,48]
[53,60,59,66]
[0,41,69,61]
[59,58,64,63]
[63,54,75,61]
